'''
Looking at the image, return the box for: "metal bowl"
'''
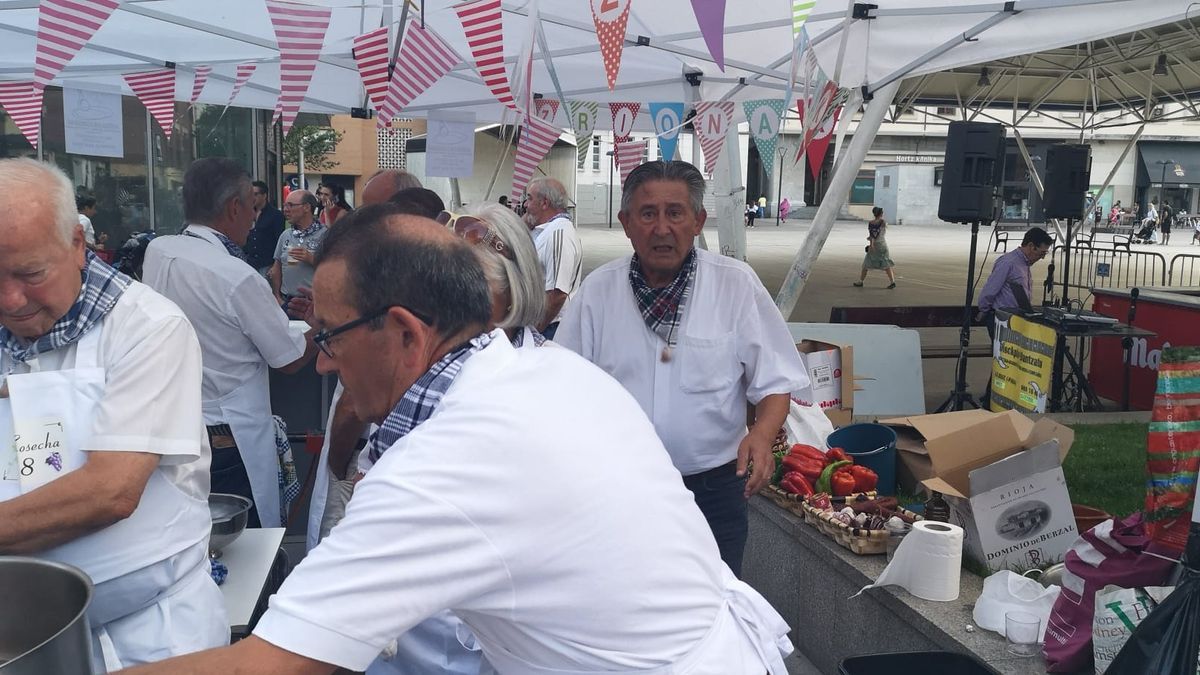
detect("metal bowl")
[208,493,253,556]
[1039,563,1067,588]
[0,558,94,674]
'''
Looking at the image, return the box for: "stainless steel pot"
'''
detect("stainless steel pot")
[0,557,94,674]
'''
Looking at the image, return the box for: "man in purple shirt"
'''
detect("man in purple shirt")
[976,227,1054,340]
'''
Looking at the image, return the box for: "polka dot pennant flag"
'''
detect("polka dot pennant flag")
[590,0,632,91]
[533,98,560,124]
[742,99,787,180]
[692,101,734,175]
[608,101,640,143]
[567,99,599,169]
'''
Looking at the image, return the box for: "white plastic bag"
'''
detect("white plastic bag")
[785,396,834,451]
[1092,585,1177,674]
[973,570,1062,639]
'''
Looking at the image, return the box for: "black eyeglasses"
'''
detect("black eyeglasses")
[313,304,433,358]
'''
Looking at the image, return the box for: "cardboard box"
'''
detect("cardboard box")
[881,410,1077,573]
[794,340,854,426]
[884,409,992,495]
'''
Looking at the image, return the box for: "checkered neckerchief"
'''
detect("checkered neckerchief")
[510,326,546,348]
[367,332,494,463]
[0,251,132,364]
[628,249,697,347]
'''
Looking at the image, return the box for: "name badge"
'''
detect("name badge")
[13,417,68,491]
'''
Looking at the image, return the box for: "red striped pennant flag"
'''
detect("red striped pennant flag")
[352,26,390,115]
[455,0,516,110]
[228,62,257,105]
[0,82,43,149]
[272,99,282,128]
[190,66,212,104]
[533,98,560,124]
[266,0,332,135]
[510,114,561,203]
[615,138,647,186]
[380,21,460,126]
[124,69,177,140]
[693,101,734,174]
[34,0,121,92]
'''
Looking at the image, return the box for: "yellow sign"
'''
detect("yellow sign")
[990,313,1056,413]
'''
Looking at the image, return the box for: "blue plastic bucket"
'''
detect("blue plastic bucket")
[826,423,898,496]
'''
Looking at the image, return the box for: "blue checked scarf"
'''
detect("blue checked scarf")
[367,332,494,463]
[0,250,133,364]
[510,326,546,349]
[184,227,248,263]
[628,249,697,348]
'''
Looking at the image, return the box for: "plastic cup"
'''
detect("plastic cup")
[1005,611,1041,657]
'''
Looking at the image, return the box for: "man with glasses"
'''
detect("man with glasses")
[243,181,285,275]
[271,190,324,319]
[977,227,1054,342]
[144,158,317,528]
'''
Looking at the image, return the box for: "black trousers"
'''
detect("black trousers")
[207,426,262,528]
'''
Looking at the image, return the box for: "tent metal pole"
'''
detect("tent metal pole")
[774,79,900,318]
[1012,128,1065,241]
[1091,123,1145,216]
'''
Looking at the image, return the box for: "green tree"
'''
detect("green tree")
[282,124,344,172]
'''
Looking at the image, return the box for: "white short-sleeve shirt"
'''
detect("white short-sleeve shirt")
[556,249,810,475]
[532,215,583,322]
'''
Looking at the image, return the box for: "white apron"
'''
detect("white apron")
[203,360,281,528]
[0,326,226,672]
[478,575,792,675]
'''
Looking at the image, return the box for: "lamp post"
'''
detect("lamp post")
[607,148,616,229]
[776,145,787,226]
[1156,159,1174,210]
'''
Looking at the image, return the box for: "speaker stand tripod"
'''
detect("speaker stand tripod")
[936,220,984,412]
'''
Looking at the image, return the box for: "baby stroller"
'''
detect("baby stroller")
[1134,218,1159,244]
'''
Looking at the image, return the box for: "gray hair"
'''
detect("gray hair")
[367,168,422,192]
[464,203,545,330]
[528,176,569,210]
[0,158,77,245]
[183,157,251,225]
[620,160,706,215]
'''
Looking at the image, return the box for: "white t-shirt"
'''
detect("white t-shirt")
[78,213,95,246]
[143,226,306,413]
[2,283,210,501]
[532,215,583,323]
[254,337,781,672]
[556,249,810,475]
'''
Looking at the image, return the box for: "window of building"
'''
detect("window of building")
[934,166,944,186]
[849,169,875,204]
[592,137,601,171]
[936,106,957,118]
[641,140,649,164]
[882,175,891,188]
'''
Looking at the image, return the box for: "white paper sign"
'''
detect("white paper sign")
[64,88,124,158]
[426,110,476,178]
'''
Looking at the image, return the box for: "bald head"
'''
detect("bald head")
[361,169,423,206]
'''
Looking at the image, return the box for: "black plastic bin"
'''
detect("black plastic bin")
[839,651,1000,675]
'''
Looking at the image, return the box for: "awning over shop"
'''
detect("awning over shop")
[1137,142,1200,187]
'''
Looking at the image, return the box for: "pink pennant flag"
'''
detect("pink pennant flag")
[272,99,282,128]
[456,0,516,110]
[0,82,44,149]
[123,69,177,140]
[807,106,841,178]
[608,101,640,143]
[692,101,734,174]
[34,0,121,92]
[380,22,460,126]
[510,114,562,203]
[689,0,727,71]
[190,66,212,104]
[615,138,646,186]
[590,0,631,90]
[533,98,560,123]
[228,62,257,105]
[352,26,390,114]
[266,0,332,135]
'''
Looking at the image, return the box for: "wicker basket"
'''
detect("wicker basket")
[800,500,924,556]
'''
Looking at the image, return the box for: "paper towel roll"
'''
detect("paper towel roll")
[857,520,964,602]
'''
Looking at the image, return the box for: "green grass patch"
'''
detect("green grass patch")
[1062,422,1147,519]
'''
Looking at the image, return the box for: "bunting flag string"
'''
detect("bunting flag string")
[614,138,646,186]
[266,0,332,135]
[689,0,727,71]
[692,101,734,174]
[567,99,599,169]
[533,98,560,124]
[648,102,685,161]
[380,21,460,126]
[189,66,212,104]
[793,0,817,37]
[742,99,786,179]
[510,114,562,203]
[352,26,391,114]
[123,69,178,140]
[228,62,257,105]
[34,0,121,92]
[806,105,840,178]
[590,0,631,90]
[0,82,43,149]
[456,0,516,110]
[608,101,640,143]
[794,80,843,168]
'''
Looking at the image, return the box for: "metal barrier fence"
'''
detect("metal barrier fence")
[1169,254,1200,287]
[1046,245,1168,303]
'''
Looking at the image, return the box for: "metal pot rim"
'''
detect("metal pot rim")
[0,557,93,667]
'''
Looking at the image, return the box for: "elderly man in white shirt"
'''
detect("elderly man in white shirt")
[143,158,316,528]
[525,176,582,339]
[0,158,226,671]
[556,160,810,577]
[121,205,793,675]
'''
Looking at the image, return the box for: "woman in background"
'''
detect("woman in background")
[854,206,896,289]
[317,183,353,225]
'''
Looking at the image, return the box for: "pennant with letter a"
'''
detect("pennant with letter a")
[266,0,332,135]
[692,101,734,175]
[456,0,516,110]
[0,82,43,149]
[123,69,178,140]
[352,26,391,115]
[380,22,460,125]
[511,114,562,203]
[190,66,212,104]
[533,98,560,124]
[34,0,121,92]
[743,99,786,179]
[609,101,640,143]
[648,102,685,161]
[689,0,726,71]
[567,99,599,169]
[590,0,631,90]
[615,138,646,186]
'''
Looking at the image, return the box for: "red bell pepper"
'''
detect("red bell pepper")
[781,455,826,483]
[827,447,851,463]
[788,444,828,464]
[848,465,878,493]
[780,472,815,498]
[831,468,857,496]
